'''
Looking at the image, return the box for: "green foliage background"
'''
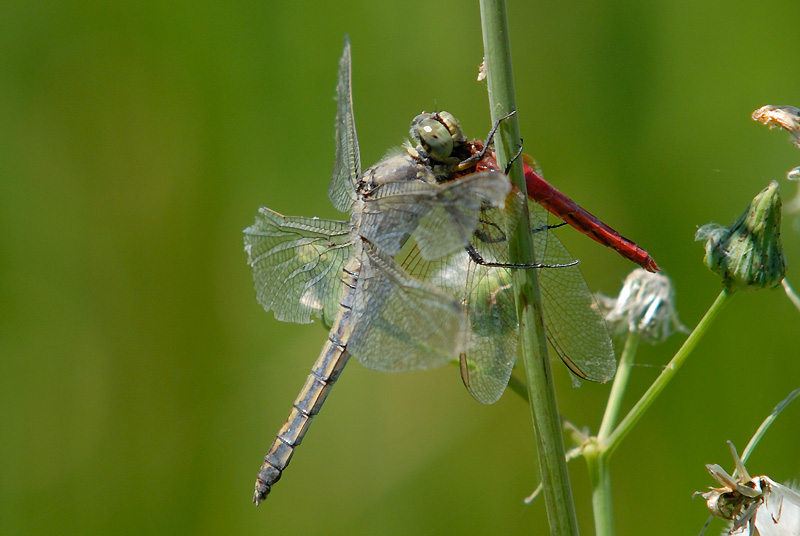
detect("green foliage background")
[3,1,800,534]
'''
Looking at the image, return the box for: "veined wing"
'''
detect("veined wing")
[329,37,360,213]
[463,194,616,386]
[361,170,511,259]
[402,192,615,404]
[346,172,510,378]
[458,205,518,404]
[346,241,468,372]
[530,198,616,383]
[244,207,353,325]
[402,205,517,404]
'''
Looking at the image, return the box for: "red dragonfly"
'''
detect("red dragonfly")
[464,139,660,273]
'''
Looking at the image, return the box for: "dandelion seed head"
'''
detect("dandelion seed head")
[596,269,685,343]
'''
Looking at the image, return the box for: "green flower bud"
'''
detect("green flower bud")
[696,181,786,292]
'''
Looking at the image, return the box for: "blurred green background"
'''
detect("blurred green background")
[3,1,800,534]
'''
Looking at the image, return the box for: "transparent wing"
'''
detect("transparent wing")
[361,170,511,259]
[244,207,353,325]
[459,207,518,404]
[401,193,616,404]
[402,206,518,404]
[531,199,616,383]
[328,37,360,213]
[345,241,468,372]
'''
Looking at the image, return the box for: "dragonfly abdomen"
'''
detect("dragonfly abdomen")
[522,165,660,272]
[252,335,351,504]
[253,265,359,505]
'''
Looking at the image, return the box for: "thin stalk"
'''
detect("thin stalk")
[605,288,735,456]
[586,447,615,536]
[597,332,640,441]
[741,386,800,464]
[479,2,579,534]
[590,332,639,536]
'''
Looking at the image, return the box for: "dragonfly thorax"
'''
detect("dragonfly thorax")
[356,153,436,197]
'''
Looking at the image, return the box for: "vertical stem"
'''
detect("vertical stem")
[479,2,579,534]
[590,332,641,536]
[586,450,615,536]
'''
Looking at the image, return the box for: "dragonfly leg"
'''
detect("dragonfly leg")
[503,143,524,175]
[478,219,567,243]
[530,221,569,235]
[482,110,516,153]
[456,110,517,171]
[465,243,578,269]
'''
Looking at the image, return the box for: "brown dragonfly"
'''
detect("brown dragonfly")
[243,38,616,504]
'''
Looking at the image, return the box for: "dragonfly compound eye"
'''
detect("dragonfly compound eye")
[410,113,454,161]
[437,111,463,142]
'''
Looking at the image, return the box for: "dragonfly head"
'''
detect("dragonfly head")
[410,111,465,162]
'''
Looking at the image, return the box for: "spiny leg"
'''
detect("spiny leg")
[465,243,578,269]
[456,110,518,171]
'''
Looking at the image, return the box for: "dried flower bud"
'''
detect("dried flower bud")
[695,182,786,292]
[699,442,800,536]
[596,269,685,343]
[752,105,800,149]
[752,105,800,183]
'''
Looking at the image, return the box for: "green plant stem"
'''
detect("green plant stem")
[597,332,640,441]
[741,386,800,464]
[604,288,735,457]
[585,445,614,536]
[587,332,639,536]
[479,2,579,534]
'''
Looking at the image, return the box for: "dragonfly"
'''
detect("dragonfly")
[244,38,615,503]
